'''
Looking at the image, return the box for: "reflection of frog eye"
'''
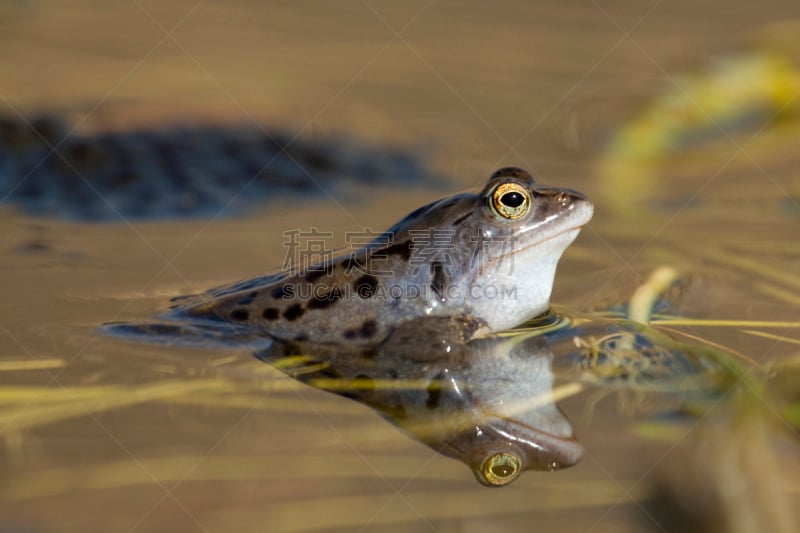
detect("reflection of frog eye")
[490,182,531,220]
[479,452,522,486]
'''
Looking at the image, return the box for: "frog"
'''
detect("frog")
[0,114,440,220]
[103,175,742,488]
[168,166,594,346]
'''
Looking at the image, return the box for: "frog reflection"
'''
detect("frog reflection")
[105,309,725,486]
[252,314,723,486]
[258,319,584,487]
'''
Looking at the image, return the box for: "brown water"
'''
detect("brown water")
[1,1,799,532]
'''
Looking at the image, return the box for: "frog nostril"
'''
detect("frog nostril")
[555,192,571,206]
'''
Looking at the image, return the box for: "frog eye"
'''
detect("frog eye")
[479,452,522,486]
[490,182,531,220]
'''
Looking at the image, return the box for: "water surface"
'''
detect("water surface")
[1,1,799,531]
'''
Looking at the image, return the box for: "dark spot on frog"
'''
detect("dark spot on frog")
[430,261,447,301]
[295,147,335,172]
[271,284,294,299]
[31,116,66,144]
[343,321,377,340]
[221,139,244,157]
[230,308,250,321]
[262,307,280,320]
[0,118,28,147]
[64,140,104,169]
[294,333,309,342]
[109,169,139,188]
[307,287,343,309]
[261,132,288,153]
[354,274,378,298]
[283,303,305,321]
[426,372,445,409]
[304,265,333,283]
[359,320,377,338]
[361,347,378,359]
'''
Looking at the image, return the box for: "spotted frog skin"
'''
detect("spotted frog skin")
[0,114,438,220]
[173,167,593,344]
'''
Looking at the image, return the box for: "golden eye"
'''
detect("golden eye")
[480,452,521,486]
[490,182,531,220]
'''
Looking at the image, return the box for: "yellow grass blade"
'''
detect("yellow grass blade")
[0,359,65,371]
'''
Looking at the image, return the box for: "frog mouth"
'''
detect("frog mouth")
[520,225,582,252]
[446,420,584,472]
[488,422,584,470]
[490,225,584,264]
